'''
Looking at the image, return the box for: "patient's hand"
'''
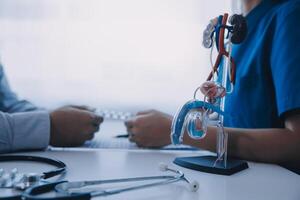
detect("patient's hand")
[49,106,103,147]
[124,110,172,148]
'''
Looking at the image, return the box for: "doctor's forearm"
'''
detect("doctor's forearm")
[183,126,300,163]
[226,127,300,163]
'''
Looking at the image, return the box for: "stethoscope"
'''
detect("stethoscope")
[0,155,66,200]
[0,155,198,200]
[23,163,199,200]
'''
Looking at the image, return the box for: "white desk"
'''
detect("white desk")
[1,149,300,200]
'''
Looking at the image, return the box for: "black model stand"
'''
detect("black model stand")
[174,155,248,176]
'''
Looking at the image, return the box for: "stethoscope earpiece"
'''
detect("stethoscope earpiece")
[188,180,200,192]
[158,162,199,192]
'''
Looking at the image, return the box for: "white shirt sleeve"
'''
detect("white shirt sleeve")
[0,111,50,153]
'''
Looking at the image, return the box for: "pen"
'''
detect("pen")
[115,134,129,138]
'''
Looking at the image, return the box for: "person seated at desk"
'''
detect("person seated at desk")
[0,64,103,153]
[125,0,300,169]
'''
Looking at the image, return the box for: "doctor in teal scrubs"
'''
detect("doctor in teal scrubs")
[126,0,300,170]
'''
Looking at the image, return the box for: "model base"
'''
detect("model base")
[174,155,248,176]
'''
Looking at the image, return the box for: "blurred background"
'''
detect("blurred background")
[0,0,231,114]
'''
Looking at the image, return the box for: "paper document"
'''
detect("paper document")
[82,120,198,151]
[84,137,197,150]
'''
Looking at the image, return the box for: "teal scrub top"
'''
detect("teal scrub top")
[224,0,300,128]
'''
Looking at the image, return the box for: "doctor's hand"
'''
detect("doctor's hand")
[124,110,172,148]
[49,106,103,147]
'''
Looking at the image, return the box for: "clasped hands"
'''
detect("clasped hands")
[50,106,171,148]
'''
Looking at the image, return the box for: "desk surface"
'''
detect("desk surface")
[1,149,300,200]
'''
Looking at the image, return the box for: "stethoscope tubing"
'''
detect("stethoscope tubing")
[0,195,22,200]
[72,175,179,187]
[23,181,91,200]
[92,176,184,197]
[0,155,66,179]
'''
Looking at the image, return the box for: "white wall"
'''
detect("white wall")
[0,0,231,114]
